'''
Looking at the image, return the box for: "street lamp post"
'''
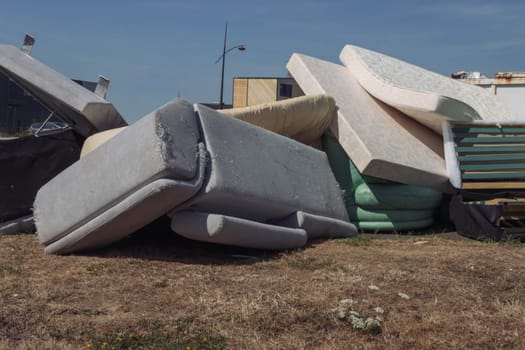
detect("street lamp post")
[215,22,245,109]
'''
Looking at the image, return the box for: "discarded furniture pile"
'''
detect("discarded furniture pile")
[34,99,355,254]
[1,40,525,253]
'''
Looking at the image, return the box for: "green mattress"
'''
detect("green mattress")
[322,131,443,232]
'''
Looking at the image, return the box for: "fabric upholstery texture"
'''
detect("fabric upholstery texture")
[35,99,202,252]
[178,104,350,222]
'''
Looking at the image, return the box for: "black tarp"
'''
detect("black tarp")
[0,130,81,222]
[450,195,503,241]
[450,191,525,242]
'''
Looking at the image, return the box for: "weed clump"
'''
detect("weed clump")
[334,299,383,334]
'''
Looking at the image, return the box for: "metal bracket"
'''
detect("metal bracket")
[21,34,35,55]
[33,111,55,137]
[94,75,110,99]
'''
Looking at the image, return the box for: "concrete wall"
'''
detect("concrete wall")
[460,78,525,121]
[495,85,525,120]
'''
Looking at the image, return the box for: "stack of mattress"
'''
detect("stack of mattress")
[287,52,449,191]
[34,99,356,254]
[287,44,517,232]
[26,43,522,245]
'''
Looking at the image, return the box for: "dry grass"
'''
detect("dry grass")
[1,220,525,349]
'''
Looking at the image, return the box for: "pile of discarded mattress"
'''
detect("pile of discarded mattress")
[0,41,356,254]
[2,39,524,252]
[287,44,519,238]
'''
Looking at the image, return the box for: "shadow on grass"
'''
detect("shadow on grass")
[61,213,462,263]
[79,216,282,265]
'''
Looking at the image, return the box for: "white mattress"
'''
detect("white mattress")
[287,53,450,191]
[340,45,516,134]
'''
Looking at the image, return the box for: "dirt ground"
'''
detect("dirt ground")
[1,220,525,349]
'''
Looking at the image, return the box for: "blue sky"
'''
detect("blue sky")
[1,0,524,123]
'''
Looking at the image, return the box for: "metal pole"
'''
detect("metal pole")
[219,22,227,109]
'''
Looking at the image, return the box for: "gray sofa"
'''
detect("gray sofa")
[34,99,356,254]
